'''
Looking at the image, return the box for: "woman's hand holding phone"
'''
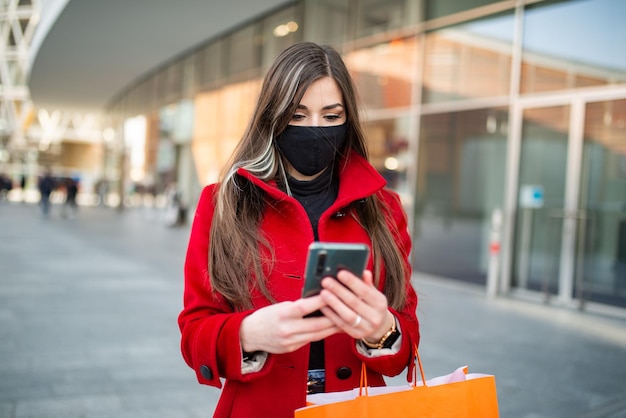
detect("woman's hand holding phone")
[318,268,394,343]
[239,242,393,354]
[239,296,340,354]
[239,269,392,355]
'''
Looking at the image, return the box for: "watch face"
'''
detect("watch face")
[382,329,401,349]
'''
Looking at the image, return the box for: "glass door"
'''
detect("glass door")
[578,99,626,308]
[512,105,570,297]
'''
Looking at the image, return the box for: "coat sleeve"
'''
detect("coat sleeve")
[355,189,420,381]
[177,185,274,388]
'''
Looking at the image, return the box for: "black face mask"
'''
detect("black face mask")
[275,124,347,177]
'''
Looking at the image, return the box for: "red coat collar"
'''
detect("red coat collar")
[235,151,387,206]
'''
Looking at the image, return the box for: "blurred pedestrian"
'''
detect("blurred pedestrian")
[20,174,27,202]
[95,178,108,206]
[164,183,186,227]
[62,177,79,219]
[178,42,419,418]
[38,169,55,218]
[0,173,11,201]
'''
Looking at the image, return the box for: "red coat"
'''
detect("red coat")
[178,152,419,418]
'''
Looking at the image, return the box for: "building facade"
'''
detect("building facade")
[0,0,107,203]
[64,0,626,310]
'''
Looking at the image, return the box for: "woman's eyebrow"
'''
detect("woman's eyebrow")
[296,103,344,110]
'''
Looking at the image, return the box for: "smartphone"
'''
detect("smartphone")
[301,242,370,299]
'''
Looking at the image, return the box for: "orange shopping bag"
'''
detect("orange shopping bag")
[295,348,499,418]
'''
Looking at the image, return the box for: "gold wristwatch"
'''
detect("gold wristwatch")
[361,317,400,349]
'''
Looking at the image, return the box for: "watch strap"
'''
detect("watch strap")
[361,316,400,350]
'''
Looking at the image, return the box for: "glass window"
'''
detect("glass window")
[362,115,413,205]
[345,37,420,110]
[196,41,224,90]
[423,12,514,103]
[192,80,262,185]
[154,70,168,108]
[164,62,183,103]
[579,99,626,307]
[152,63,183,108]
[512,105,570,293]
[181,55,196,98]
[125,77,155,114]
[136,78,155,113]
[521,0,626,94]
[224,24,262,82]
[302,0,351,46]
[156,105,185,195]
[261,5,301,71]
[144,112,159,182]
[192,91,221,185]
[413,108,508,284]
[425,0,500,20]
[356,0,421,38]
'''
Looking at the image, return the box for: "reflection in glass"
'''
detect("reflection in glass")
[579,99,626,307]
[423,12,513,103]
[346,37,419,110]
[355,0,421,38]
[425,0,499,20]
[302,0,350,46]
[413,108,507,284]
[521,0,626,94]
[261,5,301,71]
[512,106,569,294]
[196,42,223,90]
[225,25,262,83]
[192,80,261,185]
[362,115,412,206]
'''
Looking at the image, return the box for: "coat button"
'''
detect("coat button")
[336,367,352,380]
[200,365,213,380]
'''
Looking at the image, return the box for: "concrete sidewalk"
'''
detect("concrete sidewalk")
[1,201,625,417]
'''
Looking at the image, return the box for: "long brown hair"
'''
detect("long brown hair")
[209,42,408,310]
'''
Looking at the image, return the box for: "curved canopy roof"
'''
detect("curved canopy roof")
[28,0,289,112]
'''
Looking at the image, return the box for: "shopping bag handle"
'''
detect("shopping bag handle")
[359,344,427,395]
[359,363,369,396]
[414,345,427,387]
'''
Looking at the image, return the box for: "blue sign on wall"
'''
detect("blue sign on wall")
[519,185,545,208]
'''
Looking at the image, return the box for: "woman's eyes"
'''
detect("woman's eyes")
[291,113,343,122]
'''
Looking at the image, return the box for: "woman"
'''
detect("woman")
[178,42,419,418]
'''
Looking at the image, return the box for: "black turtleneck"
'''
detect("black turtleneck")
[288,166,339,241]
[288,166,339,371]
